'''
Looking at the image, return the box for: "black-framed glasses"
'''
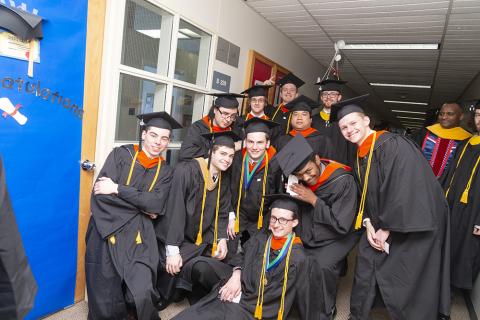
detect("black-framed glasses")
[216,108,238,120]
[270,216,294,225]
[321,92,340,98]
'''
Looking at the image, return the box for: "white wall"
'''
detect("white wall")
[458,71,480,317]
[155,0,326,99]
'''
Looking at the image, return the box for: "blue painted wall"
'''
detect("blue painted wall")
[0,1,87,318]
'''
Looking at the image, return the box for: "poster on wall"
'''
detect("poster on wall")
[0,1,87,318]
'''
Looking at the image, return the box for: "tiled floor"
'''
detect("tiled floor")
[43,253,470,320]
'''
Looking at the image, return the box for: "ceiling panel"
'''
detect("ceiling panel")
[243,0,480,127]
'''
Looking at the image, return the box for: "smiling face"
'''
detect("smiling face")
[141,126,171,158]
[320,90,342,109]
[339,112,371,145]
[438,103,463,129]
[294,155,321,186]
[245,132,270,161]
[269,207,298,238]
[280,83,298,104]
[249,96,266,116]
[213,107,238,129]
[210,145,235,172]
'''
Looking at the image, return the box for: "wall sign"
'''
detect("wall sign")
[212,70,231,93]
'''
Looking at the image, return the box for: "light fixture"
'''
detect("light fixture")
[370,83,431,89]
[342,44,439,50]
[136,29,161,39]
[391,110,427,115]
[179,28,200,38]
[385,100,428,106]
[397,116,425,121]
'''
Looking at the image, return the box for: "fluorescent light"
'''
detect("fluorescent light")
[397,116,425,121]
[136,29,161,39]
[370,82,431,89]
[385,100,428,106]
[343,44,438,50]
[179,28,200,38]
[392,110,427,115]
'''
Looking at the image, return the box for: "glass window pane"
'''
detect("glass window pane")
[170,86,205,142]
[166,149,180,166]
[121,0,173,75]
[115,73,167,142]
[174,20,211,86]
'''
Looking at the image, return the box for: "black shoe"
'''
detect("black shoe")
[156,298,169,311]
[438,314,450,320]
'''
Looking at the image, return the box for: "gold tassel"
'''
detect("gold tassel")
[254,305,263,319]
[354,213,363,230]
[195,232,203,246]
[460,190,469,204]
[135,231,142,244]
[109,235,116,245]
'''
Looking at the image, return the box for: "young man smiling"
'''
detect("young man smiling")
[172,194,308,320]
[228,117,281,254]
[275,134,359,319]
[333,96,451,320]
[156,131,240,308]
[86,112,181,320]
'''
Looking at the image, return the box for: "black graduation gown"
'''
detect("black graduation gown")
[349,132,450,320]
[172,232,308,320]
[86,144,173,320]
[311,114,356,166]
[156,159,231,300]
[269,104,290,146]
[444,139,480,289]
[229,148,281,237]
[0,157,37,319]
[275,129,334,160]
[296,164,360,319]
[178,117,243,161]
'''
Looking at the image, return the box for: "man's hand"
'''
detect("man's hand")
[219,269,242,302]
[166,254,182,275]
[474,226,480,236]
[214,239,228,260]
[94,177,118,195]
[374,229,390,252]
[290,183,317,207]
[146,213,158,220]
[227,219,237,240]
[365,220,383,251]
[262,75,275,86]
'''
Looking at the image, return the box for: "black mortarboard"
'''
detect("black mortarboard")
[274,135,314,176]
[277,73,305,88]
[330,94,370,123]
[137,111,183,130]
[475,100,480,110]
[241,85,272,98]
[243,117,279,135]
[208,93,245,109]
[316,79,347,92]
[0,4,43,41]
[202,131,241,150]
[284,95,318,113]
[264,193,304,213]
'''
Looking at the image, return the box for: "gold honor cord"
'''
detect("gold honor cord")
[195,173,223,257]
[254,233,295,320]
[355,131,377,230]
[272,103,283,120]
[235,152,269,232]
[285,113,292,134]
[446,137,473,199]
[125,150,162,191]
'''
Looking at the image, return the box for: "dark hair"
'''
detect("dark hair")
[212,143,235,153]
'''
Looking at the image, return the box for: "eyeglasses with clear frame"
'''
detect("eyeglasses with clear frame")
[269,216,294,225]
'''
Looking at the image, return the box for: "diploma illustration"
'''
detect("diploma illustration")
[0,97,28,125]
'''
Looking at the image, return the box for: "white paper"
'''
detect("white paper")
[384,242,390,255]
[231,292,242,303]
[286,175,299,196]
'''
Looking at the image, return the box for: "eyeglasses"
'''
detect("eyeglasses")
[216,108,238,120]
[270,216,294,225]
[321,92,340,98]
[250,98,266,104]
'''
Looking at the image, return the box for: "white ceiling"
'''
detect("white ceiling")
[244,0,480,128]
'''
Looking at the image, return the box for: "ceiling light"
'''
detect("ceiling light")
[136,29,161,39]
[179,28,200,38]
[342,44,439,50]
[370,83,431,89]
[397,116,425,121]
[391,110,427,115]
[385,100,428,106]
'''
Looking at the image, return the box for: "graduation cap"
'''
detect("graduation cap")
[284,95,318,113]
[243,117,279,135]
[208,93,245,109]
[274,135,314,176]
[0,4,43,41]
[202,131,241,150]
[330,94,370,123]
[264,193,304,213]
[137,111,183,130]
[277,73,305,89]
[316,79,347,93]
[241,85,272,98]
